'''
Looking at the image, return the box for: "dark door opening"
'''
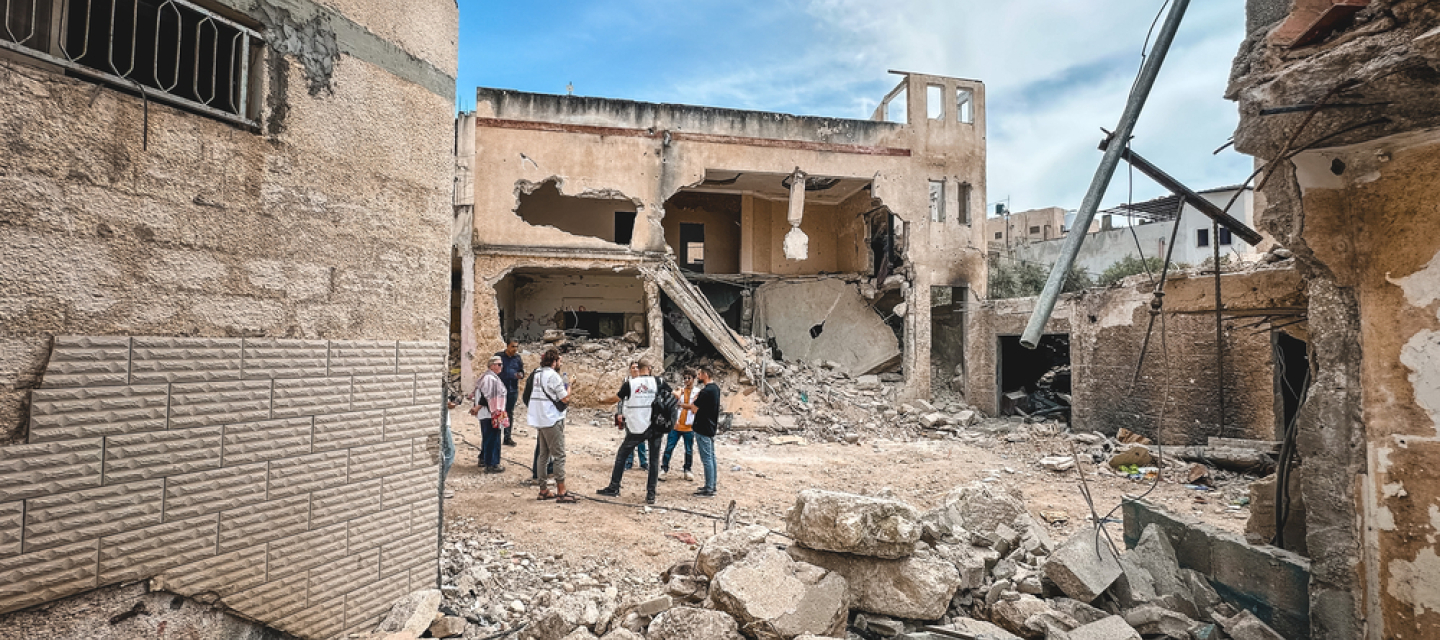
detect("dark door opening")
[997,334,1070,419]
[1275,332,1310,437]
[680,223,705,272]
[614,211,636,245]
[562,311,626,339]
[931,286,967,397]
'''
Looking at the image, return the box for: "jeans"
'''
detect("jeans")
[535,423,565,483]
[661,430,694,472]
[479,418,501,467]
[626,440,649,469]
[503,385,518,440]
[696,433,717,492]
[607,431,663,495]
[440,415,456,487]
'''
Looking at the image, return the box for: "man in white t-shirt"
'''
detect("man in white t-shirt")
[597,359,666,504]
[527,348,574,503]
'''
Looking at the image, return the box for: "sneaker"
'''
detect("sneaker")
[484,465,506,474]
[694,488,716,497]
[595,487,620,497]
[443,490,456,499]
[683,471,694,482]
[658,470,669,482]
[503,438,517,447]
[639,465,649,471]
[646,493,657,505]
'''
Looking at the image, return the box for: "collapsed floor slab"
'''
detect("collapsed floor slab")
[753,278,901,376]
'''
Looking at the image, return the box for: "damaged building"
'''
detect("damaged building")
[455,72,988,401]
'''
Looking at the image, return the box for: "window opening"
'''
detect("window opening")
[956,88,974,124]
[614,211,636,245]
[679,222,705,272]
[1218,227,1233,246]
[0,0,260,126]
[958,183,971,225]
[1197,228,1210,247]
[1029,226,1040,235]
[994,232,1002,240]
[928,180,945,222]
[926,84,943,119]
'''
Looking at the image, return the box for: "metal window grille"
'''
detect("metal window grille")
[2,0,260,126]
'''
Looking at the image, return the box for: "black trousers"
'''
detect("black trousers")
[606,431,663,496]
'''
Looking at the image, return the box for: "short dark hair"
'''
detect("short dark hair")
[541,348,560,368]
[697,365,714,379]
[682,368,696,378]
[506,339,520,347]
[635,359,652,373]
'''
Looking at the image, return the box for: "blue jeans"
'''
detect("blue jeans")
[662,430,694,472]
[625,440,649,469]
[696,433,717,491]
[479,418,501,467]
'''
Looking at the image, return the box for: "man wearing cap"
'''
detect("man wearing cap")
[473,355,509,473]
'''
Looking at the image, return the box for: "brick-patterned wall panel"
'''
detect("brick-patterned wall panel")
[0,336,446,640]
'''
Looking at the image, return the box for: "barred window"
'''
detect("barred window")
[2,0,260,126]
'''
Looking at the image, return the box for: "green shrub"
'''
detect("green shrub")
[988,256,1092,299]
[1098,255,1170,287]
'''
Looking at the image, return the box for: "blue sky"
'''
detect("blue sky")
[456,0,1251,214]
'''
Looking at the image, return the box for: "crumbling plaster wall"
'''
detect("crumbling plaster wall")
[469,75,987,401]
[508,273,647,341]
[1228,2,1440,636]
[968,266,1303,445]
[0,0,458,637]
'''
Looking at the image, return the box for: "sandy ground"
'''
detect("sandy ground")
[442,406,1254,582]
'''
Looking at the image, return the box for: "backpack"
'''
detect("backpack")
[524,369,538,404]
[648,379,679,437]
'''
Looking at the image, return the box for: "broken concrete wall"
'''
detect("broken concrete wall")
[1228,2,1440,636]
[968,266,1303,445]
[507,272,647,341]
[743,191,870,276]
[0,0,458,637]
[468,73,988,401]
[662,192,743,274]
[753,278,901,376]
[516,180,639,245]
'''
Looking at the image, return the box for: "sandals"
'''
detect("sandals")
[537,490,557,500]
[554,493,577,504]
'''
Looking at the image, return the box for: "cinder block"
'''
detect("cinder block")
[396,342,444,375]
[225,570,309,623]
[23,481,163,553]
[381,467,436,511]
[267,521,348,581]
[348,505,409,556]
[169,379,272,429]
[268,449,348,499]
[240,338,328,380]
[351,374,415,412]
[309,549,380,606]
[128,337,243,384]
[0,539,99,614]
[40,336,130,388]
[274,597,346,640]
[153,542,267,598]
[166,463,268,522]
[0,501,21,558]
[104,425,222,484]
[221,417,312,466]
[0,438,103,502]
[329,340,398,377]
[272,376,352,419]
[99,513,219,584]
[343,571,408,637]
[314,409,385,451]
[311,478,381,529]
[347,441,401,483]
[217,494,308,554]
[381,530,435,577]
[28,385,168,442]
[383,406,436,442]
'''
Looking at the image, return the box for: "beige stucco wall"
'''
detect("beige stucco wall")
[467,73,988,400]
[0,0,457,637]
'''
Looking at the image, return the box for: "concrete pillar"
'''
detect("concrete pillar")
[740,193,756,273]
[783,169,809,260]
[644,277,665,371]
[901,271,932,402]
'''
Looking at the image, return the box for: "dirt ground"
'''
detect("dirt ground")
[443,407,1254,583]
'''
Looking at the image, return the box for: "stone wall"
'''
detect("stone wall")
[0,336,444,638]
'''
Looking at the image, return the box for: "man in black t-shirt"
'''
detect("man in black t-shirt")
[684,366,722,497]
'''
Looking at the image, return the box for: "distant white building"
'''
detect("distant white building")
[1008,186,1256,278]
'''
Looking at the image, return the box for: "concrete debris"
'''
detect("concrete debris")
[645,607,741,640]
[374,589,443,636]
[854,613,905,637]
[1107,445,1154,470]
[988,594,1057,639]
[636,595,673,617]
[427,615,468,638]
[1038,456,1075,472]
[788,545,961,620]
[1065,615,1141,640]
[921,482,1029,544]
[710,546,849,640]
[1215,609,1285,640]
[1122,603,1198,639]
[785,490,922,559]
[753,278,901,376]
[559,628,599,640]
[930,618,1022,639]
[696,524,771,578]
[1042,531,1123,603]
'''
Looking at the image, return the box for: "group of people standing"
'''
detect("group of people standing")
[460,340,721,506]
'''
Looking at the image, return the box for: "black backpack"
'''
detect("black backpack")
[648,379,679,436]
